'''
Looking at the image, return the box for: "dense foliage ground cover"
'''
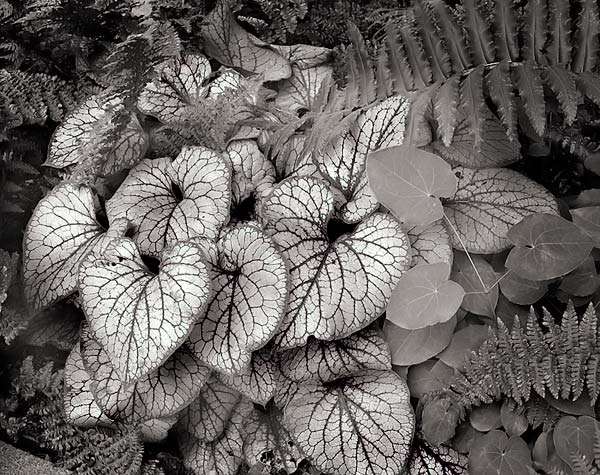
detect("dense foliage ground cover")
[1,0,600,474]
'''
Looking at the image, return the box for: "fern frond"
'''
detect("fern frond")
[487,61,518,140]
[572,0,600,73]
[522,0,548,65]
[414,2,452,82]
[383,22,414,93]
[434,74,460,146]
[463,0,495,65]
[493,0,519,61]
[346,23,377,107]
[514,60,546,136]
[547,0,571,66]
[429,0,471,72]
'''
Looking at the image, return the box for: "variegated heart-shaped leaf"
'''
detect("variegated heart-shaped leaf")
[408,220,454,267]
[260,177,411,350]
[106,146,230,257]
[275,65,333,115]
[79,237,211,382]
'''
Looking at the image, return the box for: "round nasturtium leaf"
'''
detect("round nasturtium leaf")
[451,252,499,318]
[422,398,460,446]
[217,349,278,405]
[23,183,128,312]
[138,54,212,123]
[80,329,210,424]
[499,270,548,305]
[283,370,415,475]
[316,95,410,223]
[553,415,600,469]
[178,376,241,443]
[386,262,465,330]
[408,220,454,268]
[106,146,231,257]
[436,323,490,371]
[443,167,559,253]
[367,146,457,228]
[406,360,455,399]
[46,94,148,175]
[506,213,596,281]
[468,430,533,475]
[571,206,600,245]
[469,403,503,432]
[278,326,391,383]
[79,237,211,383]
[260,177,412,350]
[189,224,287,375]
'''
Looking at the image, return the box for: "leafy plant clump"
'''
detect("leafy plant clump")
[2,0,600,474]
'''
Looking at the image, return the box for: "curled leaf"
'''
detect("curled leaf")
[189,224,287,375]
[261,177,412,349]
[107,146,231,257]
[283,370,414,475]
[79,237,211,382]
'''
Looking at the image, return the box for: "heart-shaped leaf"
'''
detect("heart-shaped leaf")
[283,370,414,475]
[79,237,211,382]
[137,54,212,122]
[408,220,454,267]
[451,252,498,318]
[217,349,277,405]
[201,1,291,82]
[275,65,333,114]
[367,146,457,228]
[553,416,600,469]
[468,431,533,475]
[499,270,548,305]
[260,177,412,349]
[384,316,457,366]
[242,405,305,474]
[406,436,468,475]
[407,360,455,399]
[506,213,595,280]
[422,398,460,446]
[571,206,600,245]
[46,94,148,175]
[316,95,410,223]
[443,167,559,253]
[469,403,502,432]
[23,183,127,312]
[436,323,490,370]
[106,146,231,257]
[500,402,528,437]
[189,224,287,375]
[178,376,241,442]
[81,328,210,423]
[386,262,465,330]
[278,326,391,383]
[559,256,600,297]
[273,135,319,180]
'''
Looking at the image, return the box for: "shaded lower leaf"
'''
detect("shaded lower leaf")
[407,436,468,474]
[499,270,548,305]
[571,206,600,245]
[422,398,460,446]
[407,360,455,399]
[436,323,490,371]
[469,431,533,475]
[451,252,498,318]
[553,416,599,469]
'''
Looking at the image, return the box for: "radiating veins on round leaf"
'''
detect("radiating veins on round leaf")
[80,328,210,423]
[367,146,457,228]
[278,326,391,383]
[178,376,241,442]
[78,237,211,383]
[315,95,410,223]
[275,64,333,115]
[408,220,454,267]
[224,140,276,206]
[260,177,412,350]
[46,94,148,175]
[217,348,278,405]
[443,167,559,253]
[386,262,465,330]
[189,224,287,375]
[106,146,231,257]
[138,54,212,123]
[283,370,415,475]
[23,183,128,312]
[201,1,291,82]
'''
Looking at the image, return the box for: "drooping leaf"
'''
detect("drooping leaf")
[201,1,291,82]
[178,377,241,443]
[20,303,81,351]
[576,72,600,107]
[514,61,545,137]
[413,2,452,82]
[571,206,600,245]
[383,316,457,366]
[493,0,519,61]
[406,436,468,475]
[434,75,460,146]
[443,167,559,253]
[384,22,413,93]
[572,0,600,73]
[275,65,333,115]
[260,177,412,350]
[189,224,287,375]
[367,145,457,228]
[346,23,377,106]
[559,256,600,297]
[386,262,465,330]
[429,0,471,72]
[436,323,490,371]
[469,403,502,432]
[451,252,499,318]
[46,94,148,176]
[283,370,414,475]
[315,95,410,223]
[405,84,437,147]
[468,431,533,475]
[553,416,599,470]
[397,23,432,90]
[422,398,460,446]
[106,146,231,257]
[486,61,517,142]
[278,326,391,383]
[505,213,595,281]
[547,0,571,66]
[79,237,211,382]
[522,0,547,64]
[407,220,454,268]
[217,349,277,405]
[407,360,455,399]
[460,65,485,147]
[81,328,210,424]
[23,183,127,312]
[462,0,495,65]
[499,271,548,305]
[542,66,578,124]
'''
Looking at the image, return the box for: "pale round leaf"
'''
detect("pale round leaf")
[468,431,533,475]
[79,238,211,382]
[261,177,412,350]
